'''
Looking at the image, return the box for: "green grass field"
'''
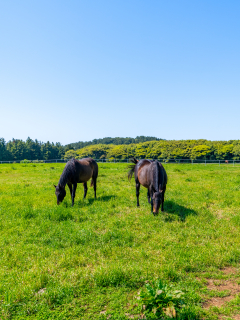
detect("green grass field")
[1,163,240,319]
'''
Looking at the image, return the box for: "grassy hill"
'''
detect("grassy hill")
[1,163,240,319]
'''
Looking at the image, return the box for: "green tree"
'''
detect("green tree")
[233,144,240,160]
[64,149,77,159]
[215,143,234,160]
[0,138,10,161]
[107,145,128,159]
[191,145,212,159]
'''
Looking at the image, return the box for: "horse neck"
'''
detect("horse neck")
[58,173,67,188]
[58,163,73,188]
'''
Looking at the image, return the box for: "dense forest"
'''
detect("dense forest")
[0,138,65,161]
[1,137,240,161]
[0,136,160,161]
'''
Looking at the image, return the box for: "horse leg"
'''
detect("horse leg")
[93,179,97,199]
[83,182,88,199]
[161,186,166,212]
[67,183,72,197]
[151,190,154,214]
[147,188,151,204]
[72,183,77,206]
[136,182,140,207]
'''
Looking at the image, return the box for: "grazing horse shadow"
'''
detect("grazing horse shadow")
[164,200,197,222]
[75,195,117,207]
[97,195,117,202]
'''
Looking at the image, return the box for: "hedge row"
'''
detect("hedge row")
[64,139,240,160]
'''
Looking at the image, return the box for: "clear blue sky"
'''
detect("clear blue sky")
[0,0,239,145]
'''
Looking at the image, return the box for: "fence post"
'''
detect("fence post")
[205,160,206,166]
[233,160,235,167]
[219,160,220,166]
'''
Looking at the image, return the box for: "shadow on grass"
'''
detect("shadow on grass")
[164,200,197,222]
[74,195,117,207]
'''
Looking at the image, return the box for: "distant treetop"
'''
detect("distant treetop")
[65,136,162,151]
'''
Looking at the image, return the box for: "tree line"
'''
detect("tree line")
[64,139,240,160]
[1,137,240,161]
[65,136,161,151]
[0,138,65,161]
[0,136,160,161]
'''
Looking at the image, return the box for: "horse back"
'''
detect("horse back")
[137,160,167,191]
[136,160,153,188]
[75,158,98,183]
[82,158,98,178]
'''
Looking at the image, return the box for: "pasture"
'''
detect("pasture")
[0,163,240,319]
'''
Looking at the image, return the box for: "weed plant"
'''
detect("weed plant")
[139,279,185,318]
[0,163,240,319]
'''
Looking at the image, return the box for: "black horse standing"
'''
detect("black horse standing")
[128,158,167,215]
[54,158,98,206]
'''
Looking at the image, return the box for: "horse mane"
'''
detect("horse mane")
[58,158,76,188]
[128,158,138,181]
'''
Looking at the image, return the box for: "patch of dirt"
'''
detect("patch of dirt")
[219,315,240,320]
[222,267,238,275]
[215,210,225,219]
[212,209,231,220]
[204,295,233,309]
[206,279,240,294]
[203,279,240,309]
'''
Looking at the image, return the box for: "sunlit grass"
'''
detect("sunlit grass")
[0,163,240,319]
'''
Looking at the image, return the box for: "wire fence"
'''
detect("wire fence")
[1,158,240,165]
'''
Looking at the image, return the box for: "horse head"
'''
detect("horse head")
[54,184,66,205]
[152,191,163,215]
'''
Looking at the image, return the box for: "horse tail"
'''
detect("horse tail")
[128,158,138,181]
[163,166,167,185]
[90,159,98,187]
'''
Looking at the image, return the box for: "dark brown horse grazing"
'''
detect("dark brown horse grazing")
[128,158,167,215]
[54,158,98,206]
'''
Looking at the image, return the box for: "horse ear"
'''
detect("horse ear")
[54,184,57,188]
